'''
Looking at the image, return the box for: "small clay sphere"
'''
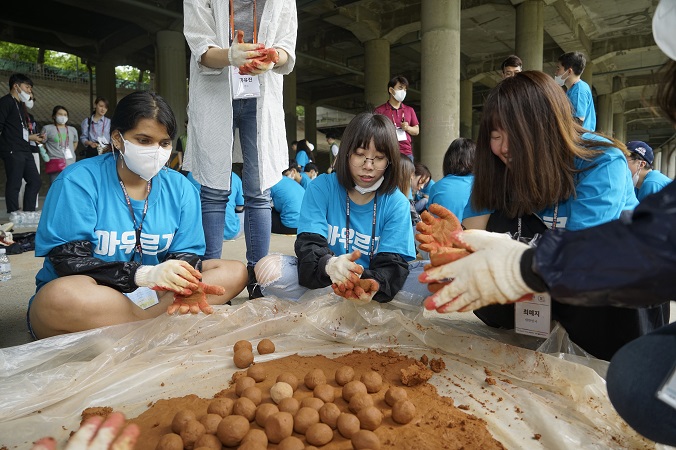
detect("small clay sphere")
[194,433,222,450]
[342,380,368,402]
[199,413,222,434]
[277,436,305,450]
[306,422,333,446]
[257,338,275,354]
[241,428,268,447]
[264,411,294,444]
[392,399,416,424]
[270,381,294,404]
[276,372,299,391]
[237,442,267,450]
[234,340,253,352]
[155,433,183,450]
[255,403,279,427]
[233,397,257,421]
[384,386,407,407]
[319,402,341,429]
[277,397,300,415]
[294,406,320,434]
[300,396,324,411]
[335,365,355,386]
[180,419,206,449]
[216,414,250,447]
[357,406,383,431]
[171,409,196,434]
[348,392,374,413]
[360,371,383,393]
[241,386,263,405]
[304,368,327,390]
[351,430,381,450]
[234,349,254,369]
[207,398,233,417]
[236,376,256,396]
[247,364,267,382]
[337,413,361,438]
[313,384,335,403]
[305,447,319,450]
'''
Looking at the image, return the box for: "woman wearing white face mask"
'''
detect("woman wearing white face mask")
[41,105,78,184]
[28,91,248,340]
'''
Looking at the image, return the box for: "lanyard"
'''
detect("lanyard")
[345,192,378,260]
[389,104,403,127]
[14,100,26,129]
[90,116,106,139]
[57,126,69,149]
[229,0,258,44]
[118,178,151,263]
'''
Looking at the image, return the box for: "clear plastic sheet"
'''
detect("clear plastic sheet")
[0,290,662,449]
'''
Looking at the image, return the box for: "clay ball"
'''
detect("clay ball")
[199,413,222,434]
[351,430,381,450]
[255,403,280,427]
[156,433,183,450]
[270,381,294,404]
[234,349,254,369]
[336,413,361,439]
[171,409,196,434]
[241,428,268,447]
[180,418,205,448]
[233,397,257,421]
[194,433,222,450]
[306,422,334,446]
[294,406,320,434]
[313,383,335,403]
[234,340,253,352]
[241,386,263,406]
[264,411,294,444]
[207,398,233,417]
[216,414,250,447]
[277,436,305,450]
[237,442,267,450]
[319,402,341,429]
[276,372,299,391]
[342,380,368,402]
[392,399,416,424]
[348,392,374,413]
[247,364,267,382]
[257,338,275,354]
[300,396,324,411]
[235,376,256,396]
[357,406,383,431]
[304,368,327,390]
[277,397,300,415]
[384,386,407,407]
[335,365,355,386]
[360,370,383,393]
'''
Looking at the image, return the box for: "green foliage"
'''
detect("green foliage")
[44,51,82,72]
[115,65,150,83]
[0,42,38,61]
[296,105,304,117]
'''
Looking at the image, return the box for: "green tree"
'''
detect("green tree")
[0,42,38,61]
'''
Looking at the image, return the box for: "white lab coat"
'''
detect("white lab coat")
[183,0,297,191]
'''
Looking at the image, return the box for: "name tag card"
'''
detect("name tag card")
[125,287,159,310]
[657,364,676,411]
[515,293,552,338]
[63,148,74,159]
[230,67,261,99]
[396,128,407,141]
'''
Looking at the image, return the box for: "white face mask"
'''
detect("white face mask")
[17,88,31,103]
[392,89,406,103]
[632,166,642,187]
[25,99,34,109]
[56,116,68,125]
[554,72,568,87]
[120,137,172,181]
[354,176,384,195]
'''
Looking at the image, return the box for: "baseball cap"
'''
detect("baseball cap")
[626,141,654,165]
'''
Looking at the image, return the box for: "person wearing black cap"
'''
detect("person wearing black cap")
[626,140,672,201]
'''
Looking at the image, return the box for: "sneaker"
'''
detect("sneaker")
[247,265,264,300]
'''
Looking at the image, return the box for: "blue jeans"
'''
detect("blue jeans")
[200,98,271,265]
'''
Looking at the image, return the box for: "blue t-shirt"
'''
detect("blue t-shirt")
[270,176,305,229]
[186,172,244,240]
[296,151,309,171]
[300,172,312,189]
[567,80,596,131]
[35,153,205,291]
[428,174,474,221]
[419,178,435,197]
[297,173,415,268]
[636,170,672,202]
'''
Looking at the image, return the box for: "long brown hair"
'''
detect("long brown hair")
[472,70,623,218]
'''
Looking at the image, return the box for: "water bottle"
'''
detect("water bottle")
[0,248,11,281]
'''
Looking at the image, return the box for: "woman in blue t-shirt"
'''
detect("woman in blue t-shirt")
[294,139,314,171]
[255,112,428,305]
[428,138,475,222]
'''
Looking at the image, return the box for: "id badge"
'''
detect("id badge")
[23,128,29,142]
[229,67,261,99]
[657,362,676,411]
[63,147,74,159]
[125,286,160,310]
[515,293,552,338]
[396,128,407,141]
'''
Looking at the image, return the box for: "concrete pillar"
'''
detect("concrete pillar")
[515,0,544,71]
[597,94,613,135]
[156,30,188,141]
[305,105,317,150]
[661,147,669,174]
[95,60,117,113]
[364,39,390,109]
[581,62,593,91]
[283,69,297,158]
[613,112,625,143]
[669,150,676,180]
[460,79,473,139]
[421,0,461,180]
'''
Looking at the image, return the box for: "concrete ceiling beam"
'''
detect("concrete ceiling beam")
[592,35,659,65]
[544,0,592,55]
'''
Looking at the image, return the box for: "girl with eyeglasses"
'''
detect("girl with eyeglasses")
[254,111,429,305]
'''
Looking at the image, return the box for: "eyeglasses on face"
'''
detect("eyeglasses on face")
[349,153,389,170]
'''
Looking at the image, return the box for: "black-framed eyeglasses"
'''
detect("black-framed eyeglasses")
[349,153,390,170]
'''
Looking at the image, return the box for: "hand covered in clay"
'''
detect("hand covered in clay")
[0,230,13,246]
[228,30,265,68]
[239,47,279,75]
[332,278,379,305]
[167,281,226,315]
[415,204,469,258]
[419,230,534,313]
[31,412,139,450]
[135,260,201,295]
[325,250,364,285]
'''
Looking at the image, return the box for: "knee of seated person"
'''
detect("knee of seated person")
[255,254,283,286]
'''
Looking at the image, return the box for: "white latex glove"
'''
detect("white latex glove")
[135,260,201,294]
[325,250,364,285]
[419,230,535,313]
[227,30,264,68]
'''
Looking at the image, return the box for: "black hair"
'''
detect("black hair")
[501,55,523,72]
[51,105,69,124]
[296,139,314,160]
[304,162,318,173]
[8,73,33,91]
[442,138,475,176]
[111,91,177,141]
[94,97,109,109]
[387,75,409,91]
[558,51,586,76]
